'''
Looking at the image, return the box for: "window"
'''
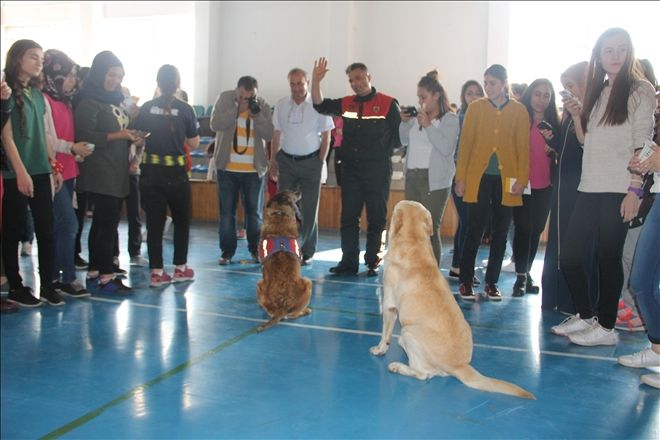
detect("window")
[508,1,660,96]
[1,1,196,104]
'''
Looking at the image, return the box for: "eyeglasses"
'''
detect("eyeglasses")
[287,102,305,124]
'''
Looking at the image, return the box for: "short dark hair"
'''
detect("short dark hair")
[345,62,368,75]
[237,75,258,91]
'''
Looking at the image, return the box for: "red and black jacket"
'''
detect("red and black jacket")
[314,87,401,162]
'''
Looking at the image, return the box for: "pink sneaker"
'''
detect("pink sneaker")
[173,266,194,283]
[150,271,172,288]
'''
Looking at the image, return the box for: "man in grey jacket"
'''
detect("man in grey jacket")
[210,76,273,265]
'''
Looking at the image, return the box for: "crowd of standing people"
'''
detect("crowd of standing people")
[1,27,659,388]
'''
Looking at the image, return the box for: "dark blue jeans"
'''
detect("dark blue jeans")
[52,179,78,283]
[630,198,660,344]
[216,170,264,257]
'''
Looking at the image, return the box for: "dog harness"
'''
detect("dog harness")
[259,236,301,263]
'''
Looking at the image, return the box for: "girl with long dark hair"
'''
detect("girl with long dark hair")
[551,28,656,346]
[2,39,63,307]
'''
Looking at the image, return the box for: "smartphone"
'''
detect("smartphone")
[537,120,553,131]
[559,90,575,100]
[134,130,151,139]
[638,140,655,163]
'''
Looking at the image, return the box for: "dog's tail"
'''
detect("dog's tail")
[453,365,536,400]
[257,311,287,333]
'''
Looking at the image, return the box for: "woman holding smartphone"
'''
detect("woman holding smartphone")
[541,62,600,315]
[454,64,530,301]
[511,79,560,297]
[551,28,656,346]
[74,50,143,295]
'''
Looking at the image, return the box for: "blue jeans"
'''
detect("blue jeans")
[52,179,79,283]
[630,199,660,344]
[216,170,264,257]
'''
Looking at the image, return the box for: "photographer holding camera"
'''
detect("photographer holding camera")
[210,76,274,265]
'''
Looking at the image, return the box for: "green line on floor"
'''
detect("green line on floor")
[39,326,259,440]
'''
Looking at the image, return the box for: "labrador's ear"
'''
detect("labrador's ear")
[423,209,433,237]
[389,204,404,237]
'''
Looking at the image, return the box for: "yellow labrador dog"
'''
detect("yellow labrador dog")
[370,200,535,399]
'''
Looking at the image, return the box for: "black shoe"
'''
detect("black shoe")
[366,258,382,277]
[301,255,313,266]
[329,264,358,275]
[112,264,127,276]
[458,282,477,301]
[98,278,133,294]
[512,275,526,298]
[54,281,91,298]
[526,273,540,294]
[484,283,502,301]
[472,276,481,286]
[218,252,232,265]
[448,269,460,278]
[40,286,65,306]
[74,255,89,270]
[7,286,41,308]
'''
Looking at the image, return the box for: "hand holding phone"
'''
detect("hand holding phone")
[559,90,575,100]
[537,120,553,131]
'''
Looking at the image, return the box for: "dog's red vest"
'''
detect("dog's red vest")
[259,236,301,263]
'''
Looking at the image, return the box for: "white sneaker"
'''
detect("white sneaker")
[568,321,619,346]
[501,259,516,273]
[640,373,660,389]
[551,314,595,336]
[618,347,660,368]
[20,242,32,256]
[130,255,149,266]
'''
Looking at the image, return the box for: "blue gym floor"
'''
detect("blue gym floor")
[1,220,658,439]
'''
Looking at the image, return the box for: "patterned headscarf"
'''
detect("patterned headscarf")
[42,49,79,102]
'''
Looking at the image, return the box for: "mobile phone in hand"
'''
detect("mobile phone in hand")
[559,90,575,100]
[537,120,553,131]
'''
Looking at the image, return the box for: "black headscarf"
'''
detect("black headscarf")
[43,49,79,103]
[73,50,124,108]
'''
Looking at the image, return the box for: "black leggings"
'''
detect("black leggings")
[512,186,552,274]
[459,175,513,285]
[140,165,191,269]
[87,193,123,276]
[2,174,54,290]
[560,192,628,329]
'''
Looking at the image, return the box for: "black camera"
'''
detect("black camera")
[247,96,261,114]
[404,106,418,117]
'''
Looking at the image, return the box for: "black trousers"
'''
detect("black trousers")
[2,174,54,290]
[459,174,512,285]
[87,193,123,275]
[140,165,191,269]
[338,159,391,269]
[512,186,552,274]
[560,192,628,329]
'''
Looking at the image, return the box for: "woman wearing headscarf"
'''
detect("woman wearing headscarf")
[74,50,143,295]
[42,49,93,298]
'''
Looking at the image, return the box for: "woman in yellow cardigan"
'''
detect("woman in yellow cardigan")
[454,64,530,301]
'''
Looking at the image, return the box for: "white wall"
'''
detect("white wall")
[194,1,501,107]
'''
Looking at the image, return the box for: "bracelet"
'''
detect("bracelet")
[627,186,643,199]
[50,159,64,175]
